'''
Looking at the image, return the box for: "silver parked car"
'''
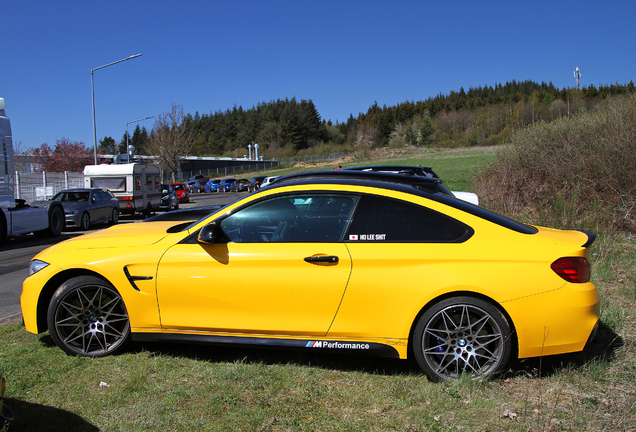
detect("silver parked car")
[49,188,119,230]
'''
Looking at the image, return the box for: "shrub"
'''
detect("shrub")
[474,93,636,231]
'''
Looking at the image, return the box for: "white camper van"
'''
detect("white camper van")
[83,164,161,217]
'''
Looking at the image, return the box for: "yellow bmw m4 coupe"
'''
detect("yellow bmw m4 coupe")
[21,170,599,381]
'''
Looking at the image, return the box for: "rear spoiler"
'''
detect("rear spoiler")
[580,230,597,248]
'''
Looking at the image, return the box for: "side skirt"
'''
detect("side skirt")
[132,333,400,358]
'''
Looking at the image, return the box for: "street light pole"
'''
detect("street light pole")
[126,116,154,162]
[91,53,142,165]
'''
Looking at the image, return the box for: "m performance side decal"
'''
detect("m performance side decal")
[306,340,370,350]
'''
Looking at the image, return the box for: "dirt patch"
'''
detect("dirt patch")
[291,154,356,169]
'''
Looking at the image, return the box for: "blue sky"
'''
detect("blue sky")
[3,1,635,152]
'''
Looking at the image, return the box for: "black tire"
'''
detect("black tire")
[0,210,6,244]
[109,208,119,225]
[143,203,154,218]
[413,296,512,382]
[47,276,131,357]
[175,201,179,210]
[80,212,90,230]
[34,205,64,238]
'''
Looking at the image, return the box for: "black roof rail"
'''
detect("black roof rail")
[269,170,453,196]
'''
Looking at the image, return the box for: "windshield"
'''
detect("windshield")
[53,191,90,202]
[90,177,126,191]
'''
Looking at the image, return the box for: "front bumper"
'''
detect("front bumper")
[64,213,82,228]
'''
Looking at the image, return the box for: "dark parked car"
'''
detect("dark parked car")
[144,204,225,222]
[344,165,479,205]
[193,179,208,192]
[344,165,439,178]
[231,178,250,192]
[248,176,266,192]
[36,188,119,230]
[158,184,179,211]
[185,181,201,193]
[188,174,206,182]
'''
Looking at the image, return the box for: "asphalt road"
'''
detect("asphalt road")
[0,191,245,324]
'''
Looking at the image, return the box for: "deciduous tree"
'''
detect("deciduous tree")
[30,138,93,173]
[144,103,194,182]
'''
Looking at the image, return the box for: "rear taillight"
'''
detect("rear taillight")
[551,257,591,283]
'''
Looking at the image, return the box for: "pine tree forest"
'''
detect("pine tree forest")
[178,80,636,158]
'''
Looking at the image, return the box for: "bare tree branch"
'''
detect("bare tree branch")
[144,103,193,182]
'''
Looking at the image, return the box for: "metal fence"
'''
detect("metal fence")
[15,152,351,204]
[16,171,84,203]
[182,161,280,180]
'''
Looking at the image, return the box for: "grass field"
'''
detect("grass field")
[2,146,634,431]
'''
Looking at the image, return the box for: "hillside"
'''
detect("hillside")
[177,80,635,159]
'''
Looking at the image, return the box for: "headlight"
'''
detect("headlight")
[28,260,49,276]
[65,210,79,215]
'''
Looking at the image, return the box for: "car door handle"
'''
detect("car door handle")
[304,256,339,264]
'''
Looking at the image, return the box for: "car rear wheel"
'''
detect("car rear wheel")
[413,296,512,382]
[109,208,119,225]
[34,206,64,238]
[47,276,131,357]
[144,203,153,218]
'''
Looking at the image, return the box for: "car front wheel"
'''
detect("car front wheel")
[80,212,90,230]
[413,296,512,382]
[47,276,131,357]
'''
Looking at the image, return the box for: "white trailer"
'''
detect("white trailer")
[0,98,64,242]
[83,163,161,217]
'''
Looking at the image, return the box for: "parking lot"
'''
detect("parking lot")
[0,191,244,323]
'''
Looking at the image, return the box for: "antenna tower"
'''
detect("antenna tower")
[574,67,581,90]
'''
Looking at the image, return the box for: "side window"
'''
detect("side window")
[146,175,152,188]
[347,195,471,242]
[155,176,160,189]
[135,176,141,191]
[220,194,359,243]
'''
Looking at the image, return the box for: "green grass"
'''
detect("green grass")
[255,146,498,193]
[2,146,635,431]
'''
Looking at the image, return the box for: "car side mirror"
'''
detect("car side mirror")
[198,223,220,245]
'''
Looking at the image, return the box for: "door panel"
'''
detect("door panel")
[156,242,351,335]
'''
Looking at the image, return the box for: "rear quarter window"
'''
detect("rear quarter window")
[346,195,472,243]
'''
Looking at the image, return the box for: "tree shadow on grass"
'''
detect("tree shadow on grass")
[3,398,99,432]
